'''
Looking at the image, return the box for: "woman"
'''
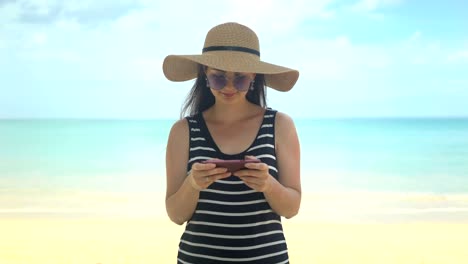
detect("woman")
[163,22,301,264]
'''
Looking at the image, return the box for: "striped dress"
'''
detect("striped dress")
[177,108,289,264]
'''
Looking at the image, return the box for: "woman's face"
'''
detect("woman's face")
[205,67,256,102]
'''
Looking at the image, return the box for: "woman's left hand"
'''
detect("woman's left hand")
[233,158,273,193]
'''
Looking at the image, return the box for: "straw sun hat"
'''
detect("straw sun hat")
[162,22,299,92]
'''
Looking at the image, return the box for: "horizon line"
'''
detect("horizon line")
[1,115,468,121]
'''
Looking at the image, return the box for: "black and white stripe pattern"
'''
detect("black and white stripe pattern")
[177,109,289,264]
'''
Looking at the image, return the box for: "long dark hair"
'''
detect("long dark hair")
[180,65,267,118]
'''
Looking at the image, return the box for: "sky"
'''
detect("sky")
[0,0,467,119]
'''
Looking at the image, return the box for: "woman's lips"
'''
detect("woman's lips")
[222,92,236,98]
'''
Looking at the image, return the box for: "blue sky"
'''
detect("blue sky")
[1,0,467,119]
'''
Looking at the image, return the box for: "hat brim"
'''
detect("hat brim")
[163,52,299,92]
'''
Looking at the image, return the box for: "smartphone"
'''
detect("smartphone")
[202,158,261,173]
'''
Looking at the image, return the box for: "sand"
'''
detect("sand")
[1,217,468,264]
[1,193,468,263]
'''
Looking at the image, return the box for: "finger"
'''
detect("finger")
[239,176,270,192]
[244,162,268,170]
[192,162,216,171]
[238,175,262,184]
[205,167,228,176]
[202,172,231,187]
[214,172,232,181]
[233,169,263,177]
[191,168,227,184]
[196,168,227,177]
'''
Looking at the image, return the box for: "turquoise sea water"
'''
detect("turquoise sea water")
[1,118,468,220]
[298,118,468,193]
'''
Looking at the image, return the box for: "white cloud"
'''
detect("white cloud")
[20,49,82,62]
[348,0,402,20]
[223,0,335,34]
[4,0,143,25]
[55,18,81,30]
[129,57,163,81]
[31,32,47,45]
[277,35,393,83]
[447,49,468,62]
[2,0,468,118]
[397,31,447,65]
[351,0,402,12]
[408,31,422,42]
[0,36,5,49]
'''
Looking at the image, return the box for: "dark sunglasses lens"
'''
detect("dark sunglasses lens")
[207,75,226,90]
[234,76,251,91]
[207,74,252,91]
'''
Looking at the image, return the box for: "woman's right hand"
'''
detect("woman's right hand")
[189,162,231,191]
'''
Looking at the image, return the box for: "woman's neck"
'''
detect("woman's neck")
[205,101,262,124]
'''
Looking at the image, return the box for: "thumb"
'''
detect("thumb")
[244,155,258,161]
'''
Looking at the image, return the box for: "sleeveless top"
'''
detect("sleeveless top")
[177,108,289,264]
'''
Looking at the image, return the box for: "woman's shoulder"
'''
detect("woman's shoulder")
[169,118,189,137]
[273,110,295,127]
[273,111,299,150]
[273,110,297,139]
[171,111,202,129]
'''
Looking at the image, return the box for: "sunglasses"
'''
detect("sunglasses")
[206,73,254,91]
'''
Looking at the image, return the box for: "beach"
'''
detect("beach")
[2,196,468,264]
[1,118,468,263]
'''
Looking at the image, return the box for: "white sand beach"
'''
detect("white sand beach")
[1,194,468,263]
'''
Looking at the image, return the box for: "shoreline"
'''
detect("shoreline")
[2,191,468,223]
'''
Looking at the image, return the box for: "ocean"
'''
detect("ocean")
[1,118,468,221]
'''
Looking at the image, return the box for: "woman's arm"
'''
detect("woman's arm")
[165,119,231,225]
[165,119,198,225]
[235,112,301,218]
[264,112,301,218]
